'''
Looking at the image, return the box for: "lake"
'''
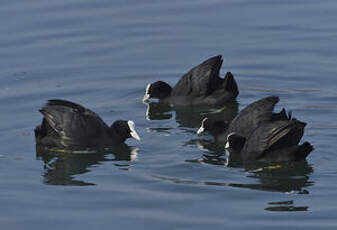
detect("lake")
[0,0,337,229]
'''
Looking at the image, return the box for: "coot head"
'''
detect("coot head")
[197,118,229,136]
[225,132,246,151]
[110,120,140,142]
[142,81,172,102]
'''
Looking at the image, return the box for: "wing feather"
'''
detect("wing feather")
[39,100,108,145]
[172,55,223,97]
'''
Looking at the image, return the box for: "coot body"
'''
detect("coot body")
[35,99,140,148]
[143,55,239,106]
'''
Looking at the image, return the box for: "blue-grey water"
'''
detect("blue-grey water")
[1,0,337,229]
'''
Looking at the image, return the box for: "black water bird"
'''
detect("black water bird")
[142,55,239,106]
[197,96,280,142]
[225,115,313,162]
[197,96,313,162]
[35,99,140,148]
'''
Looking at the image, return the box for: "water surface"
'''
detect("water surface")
[1,0,337,229]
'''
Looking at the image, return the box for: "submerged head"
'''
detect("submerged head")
[197,118,229,136]
[225,132,246,151]
[142,81,172,102]
[110,120,140,143]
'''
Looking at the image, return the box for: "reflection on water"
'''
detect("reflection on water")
[186,138,243,167]
[0,0,336,227]
[146,127,173,134]
[265,200,308,212]
[145,102,172,120]
[36,144,138,186]
[144,100,238,128]
[154,160,313,197]
[185,139,229,165]
[185,139,225,152]
[182,115,314,200]
[244,161,313,194]
[185,139,313,197]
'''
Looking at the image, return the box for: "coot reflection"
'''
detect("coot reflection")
[36,144,139,186]
[144,100,238,129]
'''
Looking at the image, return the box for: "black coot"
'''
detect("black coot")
[197,96,280,142]
[35,99,140,148]
[226,112,313,162]
[142,55,239,106]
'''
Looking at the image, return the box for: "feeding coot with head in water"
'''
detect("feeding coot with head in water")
[197,96,313,162]
[35,99,140,149]
[142,55,239,106]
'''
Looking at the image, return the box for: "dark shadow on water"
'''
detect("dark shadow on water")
[154,160,313,195]
[144,101,238,129]
[35,144,138,186]
[265,200,308,212]
[153,161,312,211]
[242,161,313,194]
[178,139,315,213]
[185,138,314,195]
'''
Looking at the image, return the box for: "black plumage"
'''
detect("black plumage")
[143,55,239,106]
[236,117,311,161]
[35,99,140,148]
[198,96,313,162]
[197,96,280,142]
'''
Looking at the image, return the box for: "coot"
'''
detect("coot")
[35,99,140,148]
[226,114,313,162]
[197,96,280,141]
[142,55,239,106]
